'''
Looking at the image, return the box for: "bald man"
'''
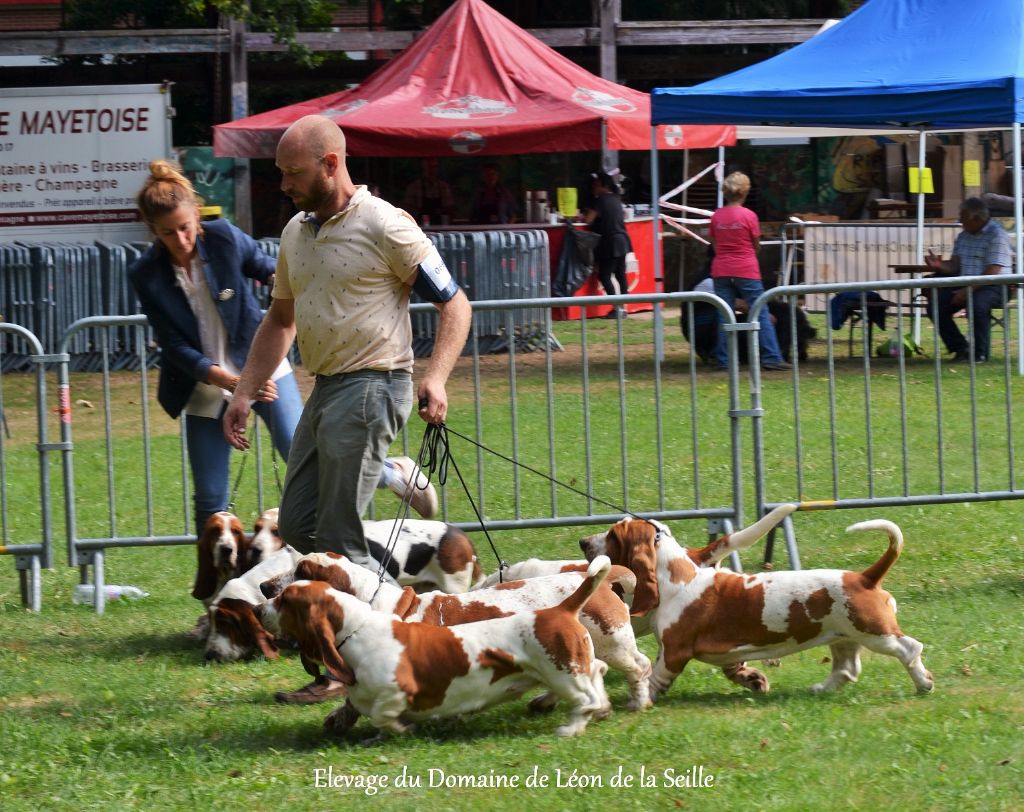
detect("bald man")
[224,116,471,704]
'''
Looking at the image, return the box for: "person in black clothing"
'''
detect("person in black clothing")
[583,171,632,318]
[470,163,517,225]
[403,157,454,226]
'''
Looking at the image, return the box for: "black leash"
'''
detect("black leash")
[227,406,285,516]
[226,411,253,514]
[440,425,667,564]
[417,422,508,579]
[371,421,452,596]
[371,419,660,592]
[441,424,648,519]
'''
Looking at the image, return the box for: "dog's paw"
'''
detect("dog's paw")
[323,700,361,735]
[723,663,771,693]
[528,692,559,714]
[185,614,210,641]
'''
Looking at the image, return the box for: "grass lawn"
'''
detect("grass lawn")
[0,312,1022,811]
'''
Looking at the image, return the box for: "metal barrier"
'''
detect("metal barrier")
[421,229,553,352]
[0,242,39,371]
[6,279,1024,611]
[40,295,748,611]
[55,316,282,613]
[746,275,1024,567]
[0,323,62,611]
[1,232,555,370]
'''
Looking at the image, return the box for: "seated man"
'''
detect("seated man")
[924,197,1013,362]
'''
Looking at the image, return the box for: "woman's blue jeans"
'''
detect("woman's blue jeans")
[713,276,786,368]
[184,372,303,534]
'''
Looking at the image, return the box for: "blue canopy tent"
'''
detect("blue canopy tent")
[647,0,1024,369]
[651,0,1024,130]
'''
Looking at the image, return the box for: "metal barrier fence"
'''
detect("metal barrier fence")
[746,275,1024,566]
[2,232,553,372]
[0,240,154,372]
[0,323,62,611]
[54,315,286,612]
[0,294,750,611]
[4,281,1024,611]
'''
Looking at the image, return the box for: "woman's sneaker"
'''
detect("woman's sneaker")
[385,456,439,518]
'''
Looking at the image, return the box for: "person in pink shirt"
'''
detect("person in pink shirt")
[710,171,790,371]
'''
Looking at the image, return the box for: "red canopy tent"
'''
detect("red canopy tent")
[213,0,734,158]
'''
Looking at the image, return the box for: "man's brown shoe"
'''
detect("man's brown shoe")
[274,675,347,705]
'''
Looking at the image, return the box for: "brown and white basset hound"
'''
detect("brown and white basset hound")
[476,504,798,591]
[362,520,484,593]
[475,559,590,590]
[202,519,484,661]
[475,505,800,693]
[259,551,652,710]
[192,512,248,607]
[263,556,616,740]
[579,514,934,700]
[242,507,283,574]
[203,544,304,662]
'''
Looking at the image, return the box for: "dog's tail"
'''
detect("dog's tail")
[696,503,798,566]
[846,519,903,588]
[558,555,612,616]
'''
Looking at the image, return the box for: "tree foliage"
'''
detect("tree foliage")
[63,0,336,66]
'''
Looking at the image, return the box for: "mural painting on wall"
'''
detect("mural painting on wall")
[747,146,820,222]
[827,135,884,219]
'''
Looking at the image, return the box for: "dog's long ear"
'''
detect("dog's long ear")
[627,533,660,617]
[607,565,637,603]
[392,586,420,619]
[237,605,279,660]
[233,523,253,575]
[311,607,356,686]
[192,529,218,601]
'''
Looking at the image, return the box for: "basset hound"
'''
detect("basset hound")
[476,505,801,693]
[202,519,484,661]
[192,511,248,607]
[259,551,652,710]
[362,520,484,593]
[263,556,617,740]
[475,559,589,590]
[579,513,934,700]
[242,507,283,574]
[203,544,304,662]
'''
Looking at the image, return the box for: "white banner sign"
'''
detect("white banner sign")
[0,85,172,230]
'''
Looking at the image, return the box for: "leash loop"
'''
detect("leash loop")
[226,410,254,513]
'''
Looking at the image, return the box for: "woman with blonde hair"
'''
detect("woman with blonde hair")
[709,171,790,371]
[129,159,304,535]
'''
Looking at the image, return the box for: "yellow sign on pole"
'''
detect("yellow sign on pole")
[963,159,981,187]
[907,167,935,194]
[556,187,578,217]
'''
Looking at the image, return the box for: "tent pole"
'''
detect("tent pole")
[717,146,725,209]
[1014,123,1023,375]
[913,130,927,344]
[228,10,252,234]
[652,125,664,364]
[915,131,926,261]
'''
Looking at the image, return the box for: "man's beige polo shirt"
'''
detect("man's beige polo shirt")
[273,185,433,376]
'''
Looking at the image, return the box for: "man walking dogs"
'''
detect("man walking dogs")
[223,115,471,704]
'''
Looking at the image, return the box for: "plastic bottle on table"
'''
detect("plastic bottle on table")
[72,584,149,604]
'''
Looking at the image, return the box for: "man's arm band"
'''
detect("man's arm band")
[412,245,460,303]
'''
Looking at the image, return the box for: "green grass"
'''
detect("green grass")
[1,314,1023,811]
